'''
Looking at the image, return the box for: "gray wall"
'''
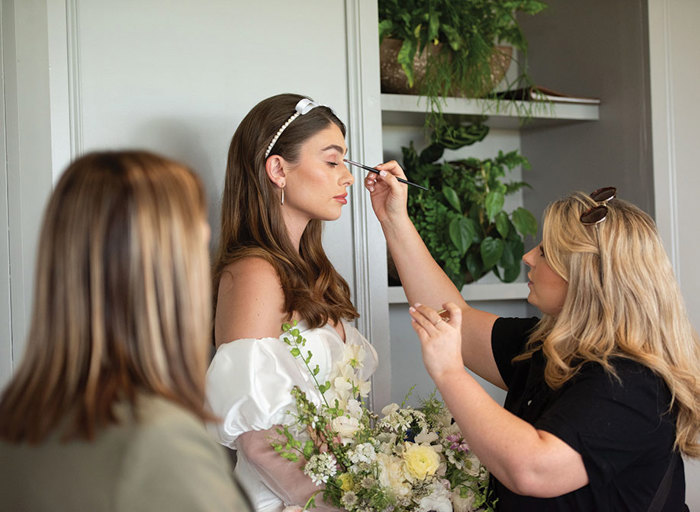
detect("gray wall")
[518,0,653,219]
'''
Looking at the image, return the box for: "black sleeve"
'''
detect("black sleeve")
[535,360,675,489]
[491,317,540,388]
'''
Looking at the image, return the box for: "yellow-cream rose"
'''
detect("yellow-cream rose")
[403,443,440,480]
[338,472,354,492]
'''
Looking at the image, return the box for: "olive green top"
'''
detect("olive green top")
[0,394,251,512]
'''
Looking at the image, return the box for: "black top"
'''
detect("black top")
[490,317,685,512]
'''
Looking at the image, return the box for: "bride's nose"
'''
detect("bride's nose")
[340,162,354,186]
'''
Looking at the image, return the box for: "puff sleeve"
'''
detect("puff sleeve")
[206,338,320,447]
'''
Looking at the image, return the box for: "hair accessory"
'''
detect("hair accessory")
[264,98,324,159]
[580,186,616,225]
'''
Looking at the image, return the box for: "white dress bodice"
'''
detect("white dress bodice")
[206,320,378,512]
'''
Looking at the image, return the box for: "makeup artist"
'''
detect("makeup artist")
[365,160,699,511]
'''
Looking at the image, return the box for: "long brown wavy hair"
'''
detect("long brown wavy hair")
[518,192,700,457]
[0,151,214,443]
[213,93,358,329]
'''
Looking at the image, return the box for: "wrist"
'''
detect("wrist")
[432,366,468,388]
[380,213,414,237]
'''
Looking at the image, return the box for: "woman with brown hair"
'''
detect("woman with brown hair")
[0,151,250,512]
[366,162,699,511]
[206,93,378,512]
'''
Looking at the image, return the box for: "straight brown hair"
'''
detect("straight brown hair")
[214,93,358,329]
[0,150,214,443]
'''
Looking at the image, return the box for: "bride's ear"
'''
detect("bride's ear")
[265,155,287,188]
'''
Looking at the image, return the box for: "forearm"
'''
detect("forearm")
[381,215,464,308]
[237,428,339,511]
[434,369,587,497]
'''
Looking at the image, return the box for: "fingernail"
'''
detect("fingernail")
[379,170,388,177]
[409,306,416,312]
[369,187,374,192]
[414,303,422,307]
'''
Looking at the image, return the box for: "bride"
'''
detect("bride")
[206,93,378,512]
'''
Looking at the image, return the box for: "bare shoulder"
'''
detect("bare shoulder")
[215,257,288,345]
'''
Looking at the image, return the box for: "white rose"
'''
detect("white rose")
[346,399,363,419]
[376,453,411,497]
[331,415,360,445]
[417,484,453,512]
[415,430,439,445]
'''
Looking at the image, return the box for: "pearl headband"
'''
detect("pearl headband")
[264,98,324,159]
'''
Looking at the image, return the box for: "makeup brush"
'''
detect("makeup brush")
[344,159,428,191]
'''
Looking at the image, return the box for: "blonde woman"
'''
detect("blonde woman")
[0,151,251,512]
[206,94,378,512]
[367,163,698,511]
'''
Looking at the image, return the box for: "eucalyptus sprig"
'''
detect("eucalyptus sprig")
[282,321,332,403]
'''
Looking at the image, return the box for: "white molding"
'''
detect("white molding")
[381,93,599,128]
[388,283,529,304]
[65,0,83,162]
[3,0,55,379]
[0,0,14,388]
[648,0,680,278]
[46,0,71,180]
[344,0,391,410]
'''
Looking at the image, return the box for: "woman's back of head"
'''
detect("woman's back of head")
[0,150,213,443]
[533,190,700,456]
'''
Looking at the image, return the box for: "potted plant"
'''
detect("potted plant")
[398,124,538,289]
[378,0,547,123]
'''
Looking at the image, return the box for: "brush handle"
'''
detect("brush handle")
[344,159,428,191]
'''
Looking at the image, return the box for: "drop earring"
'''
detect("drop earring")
[280,186,285,205]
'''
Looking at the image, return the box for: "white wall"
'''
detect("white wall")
[648,1,700,508]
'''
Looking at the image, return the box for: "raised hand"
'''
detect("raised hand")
[363,160,409,225]
[408,302,465,381]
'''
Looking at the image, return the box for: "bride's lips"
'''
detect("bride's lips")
[334,193,348,205]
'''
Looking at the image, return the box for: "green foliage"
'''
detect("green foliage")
[404,123,538,288]
[379,0,547,128]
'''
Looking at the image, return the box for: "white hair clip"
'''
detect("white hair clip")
[264,98,324,159]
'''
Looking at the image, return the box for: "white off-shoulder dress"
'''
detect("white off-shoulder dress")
[206,320,378,512]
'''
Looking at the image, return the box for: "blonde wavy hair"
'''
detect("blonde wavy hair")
[0,151,213,442]
[521,191,700,457]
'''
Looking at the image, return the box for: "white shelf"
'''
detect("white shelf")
[381,93,599,129]
[388,282,530,304]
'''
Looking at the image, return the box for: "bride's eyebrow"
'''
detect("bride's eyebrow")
[321,144,347,155]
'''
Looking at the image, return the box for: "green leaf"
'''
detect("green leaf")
[501,263,521,283]
[511,207,538,236]
[448,217,476,256]
[484,191,505,221]
[419,142,444,164]
[442,185,461,212]
[428,12,439,42]
[466,252,483,282]
[290,347,301,357]
[495,211,510,238]
[378,19,394,42]
[499,239,516,269]
[481,237,504,269]
[397,38,417,87]
[303,440,314,459]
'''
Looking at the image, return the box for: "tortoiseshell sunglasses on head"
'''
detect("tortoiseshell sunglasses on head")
[580,187,617,225]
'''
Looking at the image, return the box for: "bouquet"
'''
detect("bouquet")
[271,323,496,512]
